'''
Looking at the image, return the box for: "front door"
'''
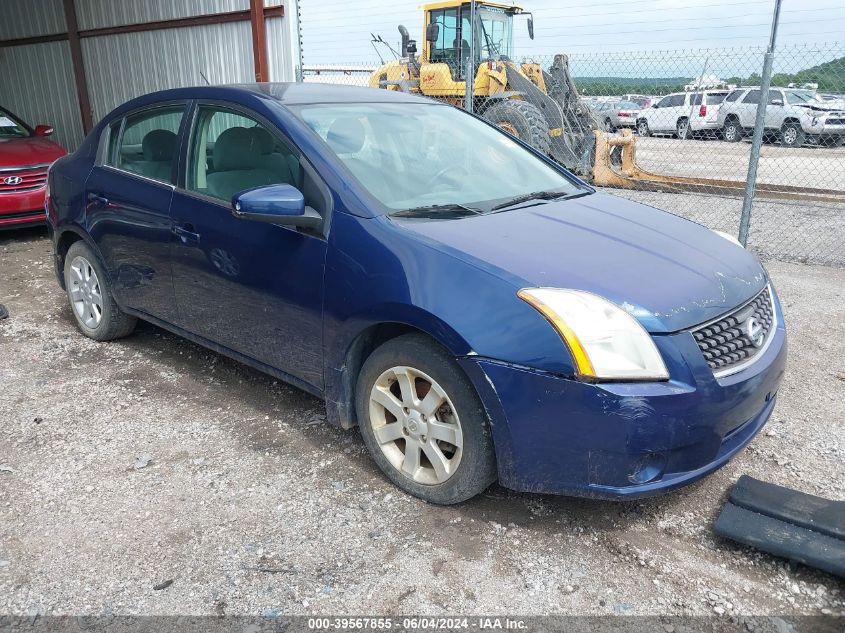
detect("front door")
[84,103,187,323]
[169,103,327,390]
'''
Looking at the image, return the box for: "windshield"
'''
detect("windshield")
[477,7,513,59]
[0,108,31,139]
[786,91,823,105]
[292,103,586,213]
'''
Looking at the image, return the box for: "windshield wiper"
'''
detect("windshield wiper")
[391,203,484,219]
[489,190,581,212]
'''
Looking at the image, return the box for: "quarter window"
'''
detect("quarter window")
[109,106,185,184]
[187,107,301,203]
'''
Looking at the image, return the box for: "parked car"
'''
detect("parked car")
[46,84,786,504]
[718,87,845,147]
[636,90,729,139]
[592,100,640,132]
[0,106,66,229]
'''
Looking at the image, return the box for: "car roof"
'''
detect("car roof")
[121,82,437,109]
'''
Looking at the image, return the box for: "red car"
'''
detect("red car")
[1,106,66,229]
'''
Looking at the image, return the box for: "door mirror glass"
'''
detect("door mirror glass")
[232,184,321,228]
[34,124,54,137]
[425,23,439,43]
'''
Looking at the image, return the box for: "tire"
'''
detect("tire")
[481,100,551,155]
[355,333,497,505]
[64,241,136,341]
[676,117,690,140]
[723,117,742,142]
[780,122,805,148]
[636,119,651,137]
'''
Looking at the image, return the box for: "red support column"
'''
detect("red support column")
[249,0,269,82]
[62,0,94,134]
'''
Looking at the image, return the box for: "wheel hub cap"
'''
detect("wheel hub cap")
[369,365,463,486]
[68,255,103,329]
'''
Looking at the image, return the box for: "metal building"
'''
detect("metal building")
[0,0,295,150]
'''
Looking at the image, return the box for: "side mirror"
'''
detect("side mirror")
[426,23,439,43]
[34,124,54,137]
[527,16,534,40]
[770,98,784,106]
[231,184,321,229]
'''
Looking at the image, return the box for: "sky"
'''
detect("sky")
[297,0,845,78]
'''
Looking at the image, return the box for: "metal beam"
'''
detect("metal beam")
[62,0,94,134]
[249,0,270,82]
[0,6,284,48]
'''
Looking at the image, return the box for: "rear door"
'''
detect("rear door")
[84,102,187,323]
[168,101,328,389]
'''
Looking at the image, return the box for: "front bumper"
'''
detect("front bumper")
[0,185,47,228]
[459,302,787,500]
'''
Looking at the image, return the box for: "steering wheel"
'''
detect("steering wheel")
[428,164,469,187]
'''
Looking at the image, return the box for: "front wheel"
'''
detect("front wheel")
[636,119,651,137]
[64,241,136,341]
[723,118,742,142]
[780,122,805,148]
[481,100,551,155]
[356,334,497,505]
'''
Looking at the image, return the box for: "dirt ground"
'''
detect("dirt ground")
[0,227,843,617]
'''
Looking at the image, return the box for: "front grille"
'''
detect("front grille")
[691,286,775,376]
[0,164,49,194]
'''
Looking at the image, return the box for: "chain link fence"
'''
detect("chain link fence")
[302,43,845,267]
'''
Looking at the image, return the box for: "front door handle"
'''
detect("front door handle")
[172,224,201,244]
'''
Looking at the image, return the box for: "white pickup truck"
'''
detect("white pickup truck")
[717,87,845,147]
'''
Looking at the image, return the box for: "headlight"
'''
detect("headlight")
[713,229,744,248]
[518,288,669,381]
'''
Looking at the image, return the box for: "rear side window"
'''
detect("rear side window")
[725,89,744,102]
[108,106,185,184]
[690,93,703,106]
[743,90,761,104]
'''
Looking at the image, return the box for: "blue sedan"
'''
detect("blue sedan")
[45,84,786,504]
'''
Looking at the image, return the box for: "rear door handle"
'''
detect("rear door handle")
[172,223,201,244]
[86,192,109,206]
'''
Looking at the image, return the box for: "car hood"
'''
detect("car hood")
[395,193,767,333]
[0,136,66,168]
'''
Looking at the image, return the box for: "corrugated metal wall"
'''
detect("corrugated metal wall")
[0,0,292,151]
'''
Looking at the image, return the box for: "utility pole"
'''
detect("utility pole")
[464,0,476,113]
[739,0,783,246]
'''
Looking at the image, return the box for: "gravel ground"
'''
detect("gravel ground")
[0,228,843,618]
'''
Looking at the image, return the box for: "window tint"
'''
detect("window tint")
[691,93,703,106]
[429,8,459,66]
[768,91,783,104]
[742,90,761,104]
[706,92,728,104]
[725,89,743,102]
[0,107,30,139]
[656,96,672,108]
[108,106,184,184]
[668,94,686,107]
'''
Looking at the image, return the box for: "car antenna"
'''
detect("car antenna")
[199,70,211,85]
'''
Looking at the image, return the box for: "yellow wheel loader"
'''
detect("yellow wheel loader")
[367,1,600,175]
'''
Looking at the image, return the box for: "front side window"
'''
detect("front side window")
[655,96,671,108]
[292,102,586,212]
[109,106,185,184]
[429,8,459,67]
[725,89,743,102]
[668,94,686,107]
[0,107,30,139]
[187,106,301,203]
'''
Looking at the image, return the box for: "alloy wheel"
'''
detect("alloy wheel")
[368,365,463,485]
[68,255,103,328]
[782,127,798,145]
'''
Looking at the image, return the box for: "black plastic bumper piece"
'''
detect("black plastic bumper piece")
[715,475,845,578]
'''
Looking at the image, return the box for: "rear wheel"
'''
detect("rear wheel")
[636,119,651,137]
[676,117,690,140]
[781,122,805,148]
[356,334,497,505]
[481,100,551,155]
[64,241,136,341]
[723,117,742,142]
